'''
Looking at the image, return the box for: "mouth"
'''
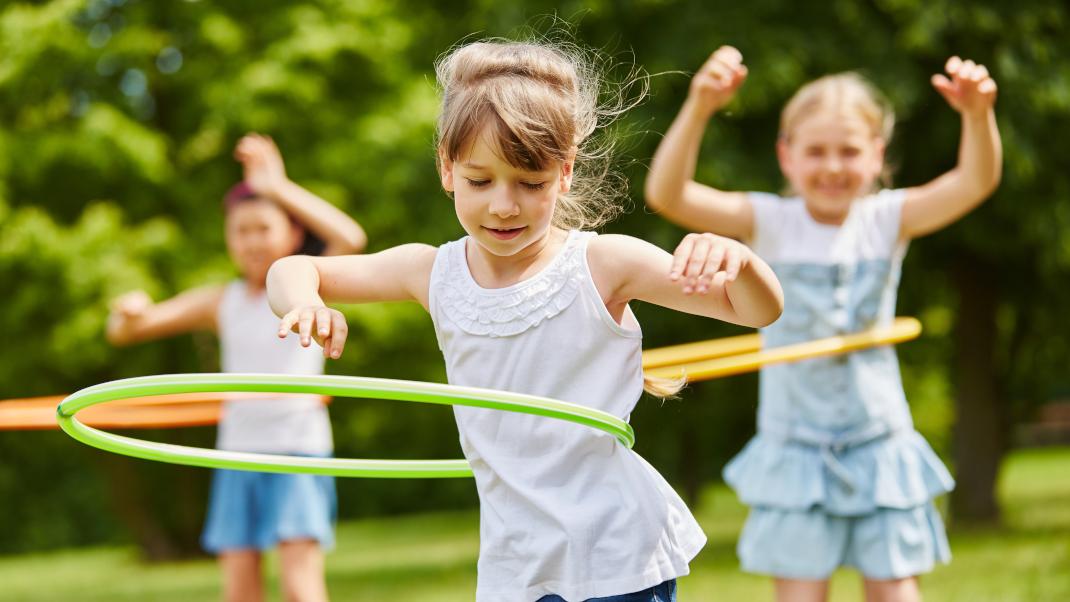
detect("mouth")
[483,226,526,240]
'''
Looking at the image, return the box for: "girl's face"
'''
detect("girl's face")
[225,199,303,286]
[439,126,573,259]
[777,110,885,224]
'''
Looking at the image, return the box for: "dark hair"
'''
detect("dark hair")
[222,182,326,256]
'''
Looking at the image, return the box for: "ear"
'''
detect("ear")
[438,151,455,193]
[870,137,886,177]
[775,137,792,176]
[289,224,305,254]
[558,146,577,194]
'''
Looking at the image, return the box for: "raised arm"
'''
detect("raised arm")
[236,133,368,256]
[266,243,437,358]
[645,46,754,240]
[900,57,1002,239]
[106,286,223,346]
[589,233,782,329]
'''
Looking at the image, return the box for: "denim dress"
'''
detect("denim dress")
[723,190,954,580]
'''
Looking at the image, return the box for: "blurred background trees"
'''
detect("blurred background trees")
[1,0,1067,557]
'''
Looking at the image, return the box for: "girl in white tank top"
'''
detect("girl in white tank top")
[107,133,366,602]
[267,39,783,601]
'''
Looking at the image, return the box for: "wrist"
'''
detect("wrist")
[960,107,993,124]
[682,96,718,121]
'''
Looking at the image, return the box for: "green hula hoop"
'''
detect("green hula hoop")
[56,373,635,479]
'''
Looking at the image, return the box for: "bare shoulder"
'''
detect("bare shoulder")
[588,233,663,268]
[388,242,439,307]
[586,234,668,303]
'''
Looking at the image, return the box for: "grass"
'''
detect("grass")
[1,447,1067,601]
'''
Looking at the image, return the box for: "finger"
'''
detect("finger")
[297,310,314,346]
[706,61,736,86]
[978,78,997,96]
[957,59,977,83]
[971,64,989,82]
[278,312,298,338]
[684,234,712,280]
[328,313,348,359]
[704,240,727,275]
[945,56,963,77]
[717,45,743,66]
[930,74,957,104]
[315,308,332,339]
[723,244,742,281]
[670,235,696,280]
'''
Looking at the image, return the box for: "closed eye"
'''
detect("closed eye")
[465,178,490,188]
[521,181,547,191]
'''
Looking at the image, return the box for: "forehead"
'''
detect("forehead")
[456,124,558,174]
[790,110,875,146]
[226,198,291,225]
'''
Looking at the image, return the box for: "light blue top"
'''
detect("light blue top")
[724,190,954,516]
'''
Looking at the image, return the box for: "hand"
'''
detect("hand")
[234,133,288,198]
[277,305,348,359]
[669,232,752,295]
[110,290,153,320]
[688,46,748,117]
[931,56,997,117]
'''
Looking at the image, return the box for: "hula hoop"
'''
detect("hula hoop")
[644,317,921,383]
[56,373,635,478]
[0,392,327,430]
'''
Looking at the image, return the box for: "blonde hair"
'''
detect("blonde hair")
[780,72,895,188]
[435,37,679,397]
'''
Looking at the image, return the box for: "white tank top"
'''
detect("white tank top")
[428,231,706,602]
[216,281,332,454]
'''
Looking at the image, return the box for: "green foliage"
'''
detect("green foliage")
[1,0,1068,552]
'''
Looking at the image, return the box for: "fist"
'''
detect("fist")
[689,46,748,116]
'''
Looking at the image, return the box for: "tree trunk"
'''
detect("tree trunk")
[949,255,1006,524]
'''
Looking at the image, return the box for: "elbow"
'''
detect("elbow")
[751,296,784,329]
[643,180,670,213]
[329,224,368,256]
[744,283,785,329]
[341,225,368,255]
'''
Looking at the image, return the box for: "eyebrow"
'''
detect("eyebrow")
[461,162,486,169]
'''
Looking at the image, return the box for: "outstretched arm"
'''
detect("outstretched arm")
[106,286,223,346]
[266,244,437,358]
[236,133,368,256]
[900,57,1002,239]
[645,46,753,240]
[589,233,782,329]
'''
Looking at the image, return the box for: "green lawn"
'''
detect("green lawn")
[2,447,1067,601]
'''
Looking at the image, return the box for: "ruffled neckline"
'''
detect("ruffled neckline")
[436,230,589,337]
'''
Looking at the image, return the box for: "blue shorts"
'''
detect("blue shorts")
[537,579,676,602]
[737,503,950,580]
[200,466,336,554]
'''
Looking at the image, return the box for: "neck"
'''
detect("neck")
[467,227,567,288]
[803,203,849,226]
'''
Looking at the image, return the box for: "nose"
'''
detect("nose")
[488,190,520,219]
[825,154,843,173]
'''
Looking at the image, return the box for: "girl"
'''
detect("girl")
[645,47,1001,602]
[266,39,783,602]
[107,133,366,602]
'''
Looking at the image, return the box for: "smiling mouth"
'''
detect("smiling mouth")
[483,226,526,240]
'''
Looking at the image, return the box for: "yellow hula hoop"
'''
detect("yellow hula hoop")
[642,317,922,383]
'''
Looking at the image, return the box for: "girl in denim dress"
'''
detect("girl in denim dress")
[646,46,1001,602]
